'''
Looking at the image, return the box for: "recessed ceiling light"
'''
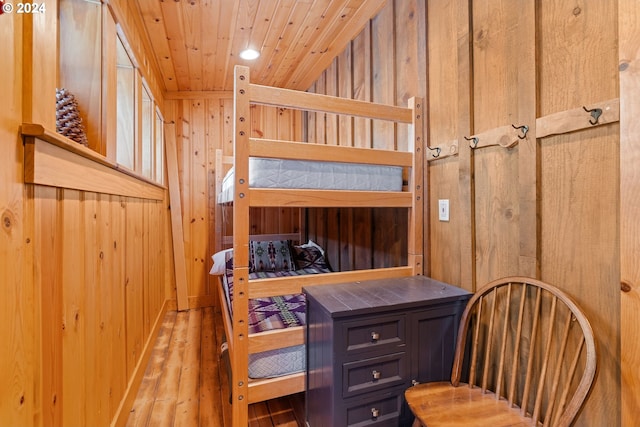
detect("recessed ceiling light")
[239,48,260,60]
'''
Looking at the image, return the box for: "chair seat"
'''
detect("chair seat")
[405,381,539,427]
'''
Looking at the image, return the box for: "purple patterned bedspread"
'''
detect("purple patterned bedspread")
[222,255,330,334]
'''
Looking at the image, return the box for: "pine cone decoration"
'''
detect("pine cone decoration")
[56,88,89,147]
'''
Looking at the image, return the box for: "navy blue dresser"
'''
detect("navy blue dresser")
[304,276,471,427]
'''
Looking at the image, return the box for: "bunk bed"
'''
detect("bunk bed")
[213,65,424,426]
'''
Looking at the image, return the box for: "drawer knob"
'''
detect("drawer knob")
[371,408,380,418]
[370,331,380,342]
[372,370,381,380]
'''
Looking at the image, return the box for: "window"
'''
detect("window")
[116,35,135,170]
[58,1,165,185]
[141,84,154,179]
[155,110,165,185]
[58,0,102,152]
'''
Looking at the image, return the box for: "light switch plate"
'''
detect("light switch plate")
[438,199,450,222]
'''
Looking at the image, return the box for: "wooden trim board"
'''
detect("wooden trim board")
[164,122,189,311]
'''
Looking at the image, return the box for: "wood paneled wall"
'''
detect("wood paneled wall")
[305,0,426,271]
[307,0,629,425]
[34,187,168,427]
[163,94,303,307]
[1,1,173,426]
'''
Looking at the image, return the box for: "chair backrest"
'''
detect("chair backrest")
[451,276,597,427]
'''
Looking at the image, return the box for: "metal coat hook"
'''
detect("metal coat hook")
[582,106,602,125]
[511,124,529,139]
[428,146,441,158]
[464,135,479,148]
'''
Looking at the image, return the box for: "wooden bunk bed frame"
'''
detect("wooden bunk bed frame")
[217,65,424,426]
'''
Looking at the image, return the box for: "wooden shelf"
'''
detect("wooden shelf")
[22,123,165,200]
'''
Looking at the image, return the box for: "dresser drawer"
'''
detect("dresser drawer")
[341,314,405,355]
[342,352,407,398]
[342,391,403,427]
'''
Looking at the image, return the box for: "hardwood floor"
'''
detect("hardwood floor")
[126,307,305,427]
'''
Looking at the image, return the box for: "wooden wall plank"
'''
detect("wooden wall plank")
[538,2,620,426]
[6,10,41,423]
[125,199,145,380]
[36,186,63,427]
[314,73,327,144]
[83,193,102,426]
[455,0,474,292]
[471,0,522,285]
[61,190,86,426]
[619,1,640,423]
[394,0,424,152]
[370,2,397,269]
[352,22,372,148]
[371,3,395,150]
[618,1,640,425]
[143,201,151,339]
[338,45,354,147]
[424,0,464,282]
[110,195,128,418]
[325,60,339,146]
[515,1,538,278]
[97,194,115,421]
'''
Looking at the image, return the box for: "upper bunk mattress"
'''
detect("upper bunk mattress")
[218,157,403,203]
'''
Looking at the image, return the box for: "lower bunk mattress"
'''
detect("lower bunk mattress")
[219,250,330,379]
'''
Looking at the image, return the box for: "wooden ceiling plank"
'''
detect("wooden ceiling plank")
[286,0,387,90]
[268,0,336,88]
[249,0,287,84]
[279,0,348,87]
[137,0,388,91]
[160,0,191,90]
[243,0,280,83]
[182,0,204,91]
[200,0,220,90]
[265,0,321,87]
[219,0,243,90]
[226,0,258,81]
[136,0,178,92]
[254,0,300,86]
[227,0,265,88]
[210,0,238,91]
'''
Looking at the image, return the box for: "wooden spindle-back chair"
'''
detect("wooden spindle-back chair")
[405,276,597,427]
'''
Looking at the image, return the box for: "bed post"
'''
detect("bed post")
[408,97,425,275]
[232,65,251,427]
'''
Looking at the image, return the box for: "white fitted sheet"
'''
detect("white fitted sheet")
[218,158,403,203]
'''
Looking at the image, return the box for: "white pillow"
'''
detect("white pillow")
[299,239,325,256]
[209,248,232,275]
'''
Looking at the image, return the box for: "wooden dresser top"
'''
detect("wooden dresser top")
[303,276,471,318]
